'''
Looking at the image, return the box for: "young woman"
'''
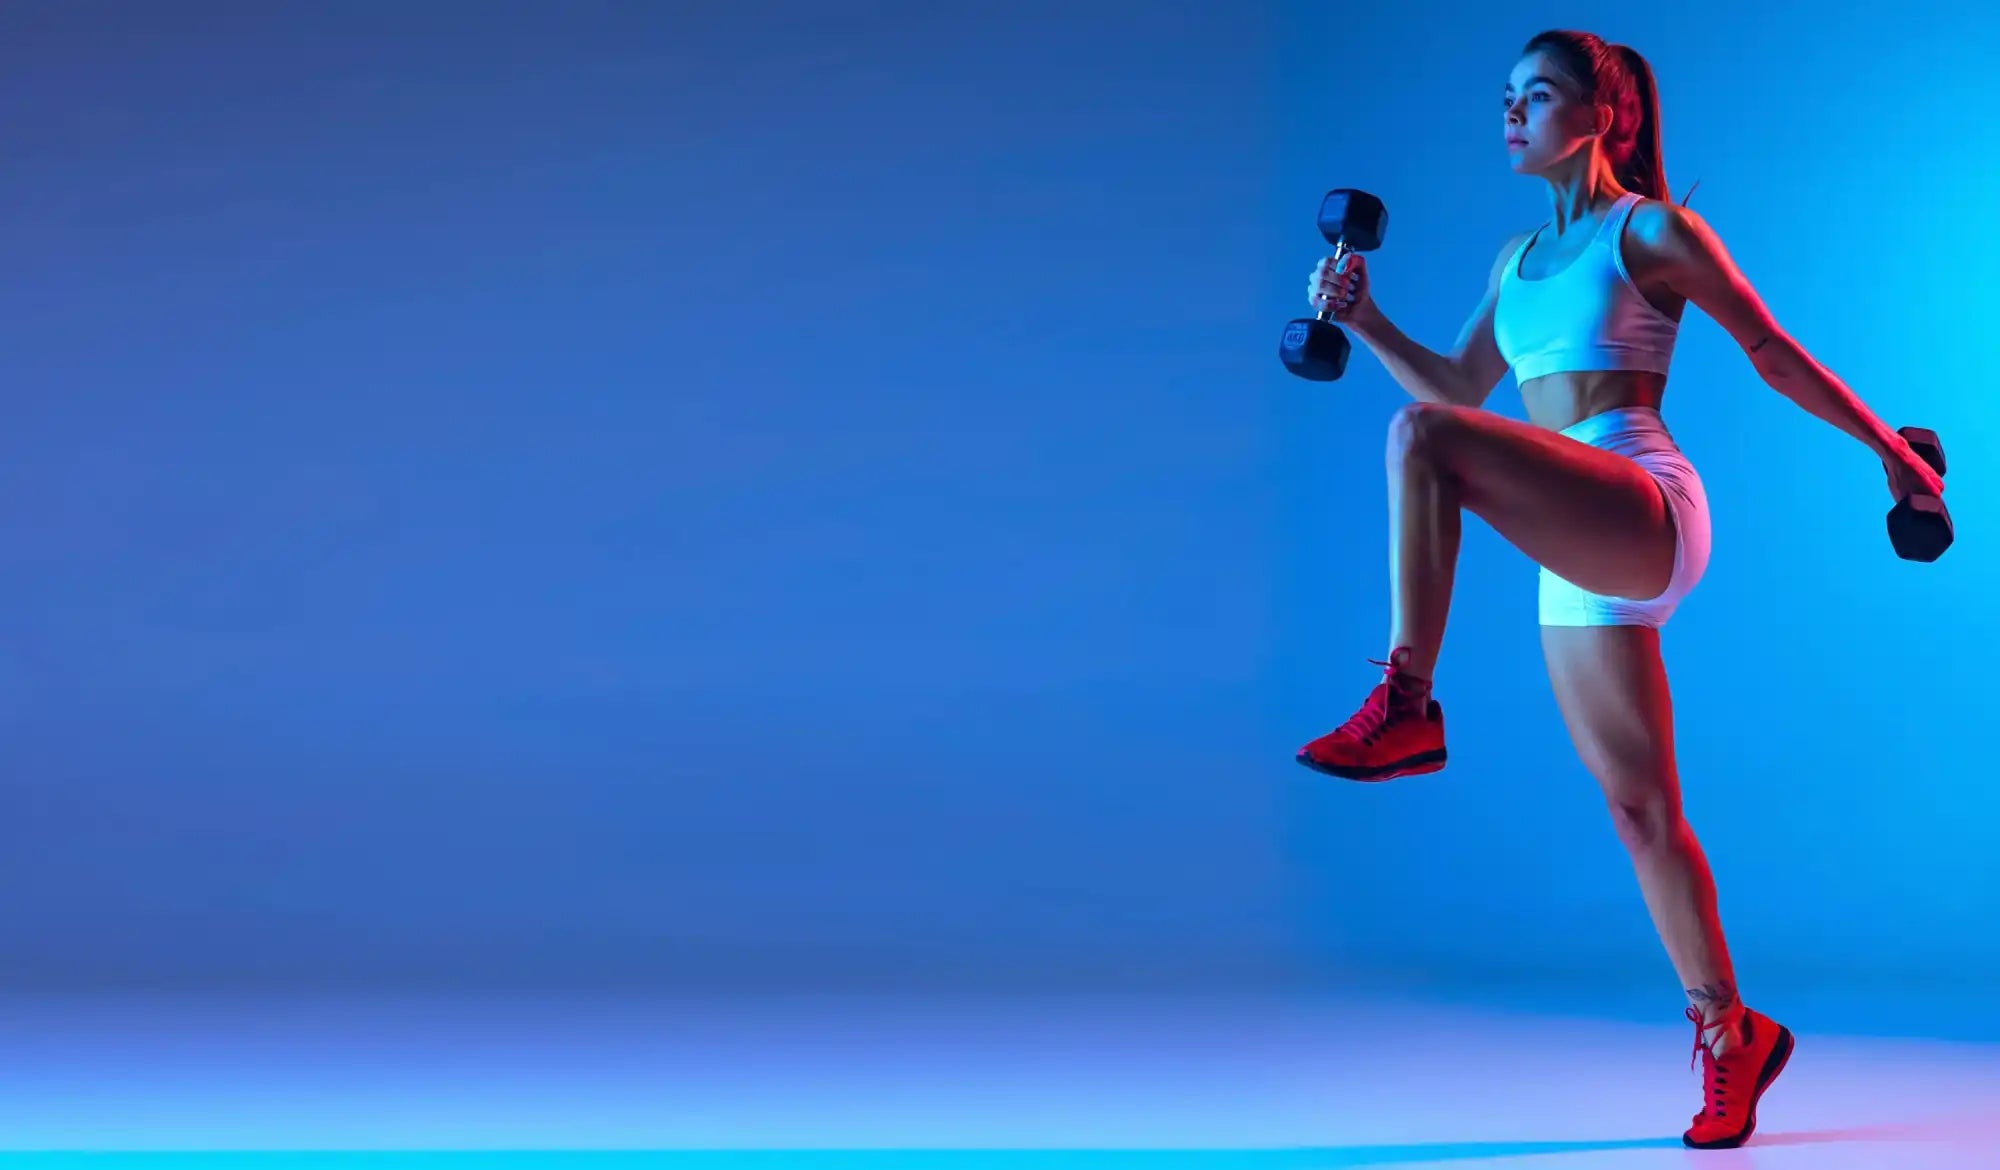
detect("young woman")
[1292,29,1945,1149]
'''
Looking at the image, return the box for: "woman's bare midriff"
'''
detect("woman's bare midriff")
[1521,370,1667,432]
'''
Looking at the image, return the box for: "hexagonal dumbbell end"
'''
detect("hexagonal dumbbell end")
[1888,426,1952,562]
[1317,189,1388,253]
[1901,426,1946,476]
[1278,316,1351,381]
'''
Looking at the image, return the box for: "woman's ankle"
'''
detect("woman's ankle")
[1378,646,1434,706]
[1696,1001,1751,1053]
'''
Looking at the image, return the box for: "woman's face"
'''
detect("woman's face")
[1503,51,1602,175]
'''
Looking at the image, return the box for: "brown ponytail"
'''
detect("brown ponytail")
[1612,45,1669,203]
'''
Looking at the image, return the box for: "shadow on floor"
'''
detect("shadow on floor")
[0,1138,1681,1169]
[0,1122,1988,1168]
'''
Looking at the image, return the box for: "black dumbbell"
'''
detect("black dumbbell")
[1888,426,1952,561]
[1278,189,1389,381]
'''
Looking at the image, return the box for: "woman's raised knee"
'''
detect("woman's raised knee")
[1385,402,1463,464]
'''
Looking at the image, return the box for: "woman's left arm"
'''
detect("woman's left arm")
[1635,202,1897,456]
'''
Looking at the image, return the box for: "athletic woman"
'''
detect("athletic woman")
[1293,29,1945,1149]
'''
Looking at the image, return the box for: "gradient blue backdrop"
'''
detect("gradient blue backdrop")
[0,1,1991,998]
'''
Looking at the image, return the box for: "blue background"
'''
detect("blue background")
[0,0,1991,1001]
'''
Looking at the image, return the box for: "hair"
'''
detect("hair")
[1522,30,1694,205]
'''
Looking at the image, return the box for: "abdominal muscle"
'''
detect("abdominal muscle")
[1520,370,1667,433]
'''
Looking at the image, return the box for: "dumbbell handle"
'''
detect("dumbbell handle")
[1314,240,1354,324]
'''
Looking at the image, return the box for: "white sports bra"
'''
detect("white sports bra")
[1493,192,1681,383]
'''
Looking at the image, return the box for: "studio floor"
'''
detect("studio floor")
[0,988,1995,1167]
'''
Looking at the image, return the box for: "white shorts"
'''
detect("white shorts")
[1537,406,1711,629]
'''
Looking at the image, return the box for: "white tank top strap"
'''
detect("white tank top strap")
[1605,191,1647,280]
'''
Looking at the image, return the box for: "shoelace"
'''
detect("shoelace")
[1329,658,1429,747]
[1335,685,1392,745]
[1686,1005,1747,1120]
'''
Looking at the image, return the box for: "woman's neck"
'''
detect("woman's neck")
[1543,161,1626,233]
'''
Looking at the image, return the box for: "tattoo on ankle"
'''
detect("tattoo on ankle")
[1686,982,1740,1019]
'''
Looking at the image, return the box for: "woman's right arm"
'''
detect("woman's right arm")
[1318,232,1528,409]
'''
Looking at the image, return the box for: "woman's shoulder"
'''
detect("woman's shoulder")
[1491,227,1538,267]
[1619,195,1729,284]
[1478,229,1534,291]
[1477,227,1539,290]
[1624,195,1707,248]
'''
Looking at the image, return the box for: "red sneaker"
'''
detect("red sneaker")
[1295,650,1446,782]
[1682,1006,1795,1149]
